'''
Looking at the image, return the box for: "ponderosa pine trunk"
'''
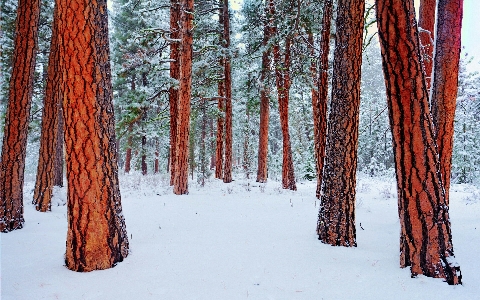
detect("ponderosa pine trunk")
[169,0,180,185]
[317,0,364,247]
[418,0,436,90]
[274,38,296,191]
[154,138,160,174]
[141,73,148,175]
[215,81,225,179]
[376,0,461,284]
[125,123,133,173]
[54,105,64,187]
[272,1,296,191]
[215,1,225,180]
[125,75,136,174]
[173,0,194,195]
[222,0,233,183]
[141,134,147,175]
[430,0,463,205]
[58,0,129,271]
[0,0,41,232]
[311,0,332,199]
[33,3,61,212]
[256,0,273,183]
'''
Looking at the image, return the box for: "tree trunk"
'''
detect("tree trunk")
[169,0,180,185]
[141,134,147,175]
[210,118,215,170]
[222,0,233,183]
[317,0,364,247]
[311,0,332,199]
[0,0,41,232]
[33,3,60,212]
[154,138,159,174]
[376,0,461,284]
[125,123,133,173]
[141,73,148,176]
[256,0,273,184]
[273,36,296,191]
[215,3,225,180]
[418,0,436,91]
[430,0,463,205]
[173,0,194,195]
[58,0,129,271]
[54,105,64,187]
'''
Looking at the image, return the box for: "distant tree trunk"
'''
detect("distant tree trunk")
[273,35,296,191]
[243,97,251,179]
[215,2,225,180]
[256,0,272,183]
[210,119,215,170]
[173,0,194,195]
[33,4,60,212]
[58,0,129,271]
[430,0,463,205]
[154,138,159,174]
[125,75,136,174]
[54,106,64,187]
[311,0,332,199]
[317,0,364,247]
[222,0,233,183]
[418,0,436,90]
[125,123,133,174]
[0,0,41,232]
[141,73,148,176]
[199,99,207,186]
[169,0,180,185]
[376,0,461,284]
[141,134,147,175]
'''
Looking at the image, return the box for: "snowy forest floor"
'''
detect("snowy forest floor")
[2,173,480,299]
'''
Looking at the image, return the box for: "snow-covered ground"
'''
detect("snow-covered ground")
[2,173,479,299]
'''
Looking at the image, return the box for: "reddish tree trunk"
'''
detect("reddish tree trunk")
[0,0,41,232]
[215,2,225,180]
[273,36,296,191]
[33,4,61,212]
[317,0,364,247]
[256,0,273,183]
[58,0,129,271]
[376,0,461,284]
[173,0,194,195]
[311,0,332,199]
[222,0,233,183]
[430,0,463,205]
[169,0,180,185]
[418,0,436,90]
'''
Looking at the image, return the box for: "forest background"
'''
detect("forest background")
[1,0,480,189]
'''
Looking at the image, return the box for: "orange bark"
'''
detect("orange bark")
[376,0,461,284]
[169,0,180,185]
[272,0,296,191]
[215,75,225,179]
[222,0,233,183]
[0,0,41,232]
[311,0,332,199]
[58,0,129,271]
[430,0,463,205]
[418,0,436,90]
[173,0,194,195]
[256,0,273,183]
